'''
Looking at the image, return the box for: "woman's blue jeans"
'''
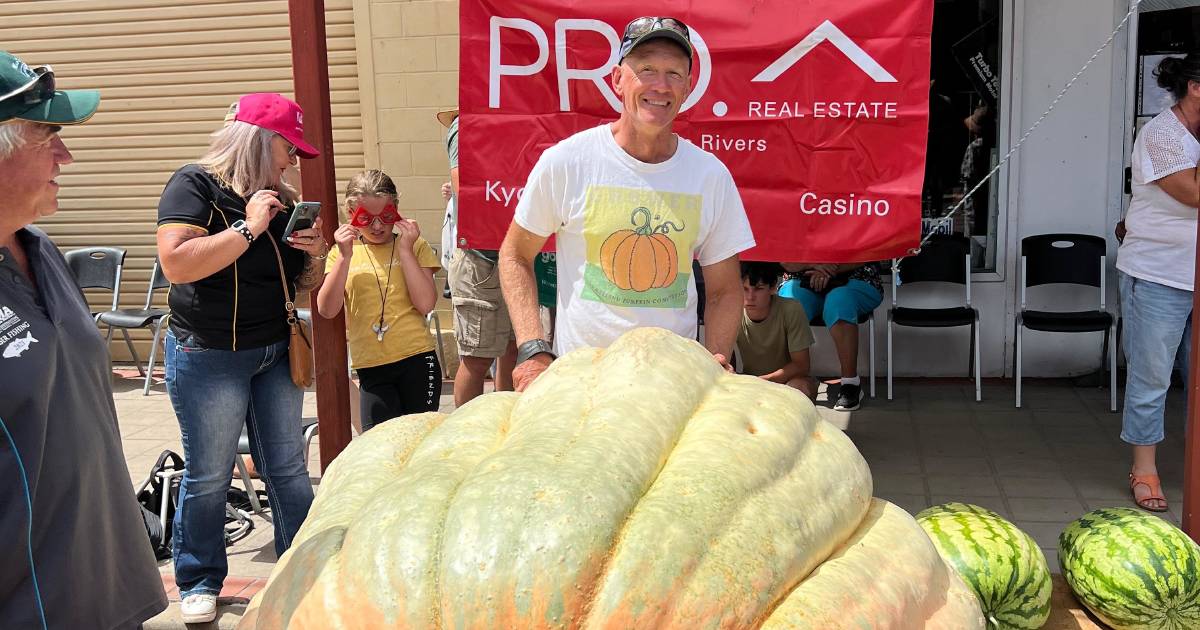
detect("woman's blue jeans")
[165,330,314,598]
[1119,272,1193,446]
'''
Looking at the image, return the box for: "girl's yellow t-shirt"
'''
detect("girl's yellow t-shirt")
[325,236,441,369]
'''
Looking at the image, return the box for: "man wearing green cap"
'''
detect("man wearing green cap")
[0,51,167,629]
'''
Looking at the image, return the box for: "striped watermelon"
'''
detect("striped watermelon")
[916,502,1051,629]
[1059,508,1200,630]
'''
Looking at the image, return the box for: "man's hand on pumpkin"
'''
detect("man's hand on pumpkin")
[514,354,554,392]
[712,353,734,373]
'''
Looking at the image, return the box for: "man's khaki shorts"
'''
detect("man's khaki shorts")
[448,250,514,359]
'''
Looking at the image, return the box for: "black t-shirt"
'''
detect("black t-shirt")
[157,164,306,350]
[0,227,167,629]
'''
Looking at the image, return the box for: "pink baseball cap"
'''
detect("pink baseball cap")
[234,93,319,159]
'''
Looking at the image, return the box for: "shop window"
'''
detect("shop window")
[923,0,1003,271]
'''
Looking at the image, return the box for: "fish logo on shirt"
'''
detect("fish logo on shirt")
[2,332,37,358]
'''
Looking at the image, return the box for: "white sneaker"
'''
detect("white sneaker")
[180,593,218,624]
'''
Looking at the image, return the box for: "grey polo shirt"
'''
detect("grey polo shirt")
[0,227,167,629]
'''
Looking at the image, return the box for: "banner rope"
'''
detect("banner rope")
[902,0,1144,262]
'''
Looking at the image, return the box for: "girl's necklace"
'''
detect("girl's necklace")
[361,235,397,341]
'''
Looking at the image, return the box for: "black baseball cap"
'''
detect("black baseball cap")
[0,51,99,125]
[618,17,694,67]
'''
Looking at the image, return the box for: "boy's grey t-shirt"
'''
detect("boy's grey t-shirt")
[0,227,167,629]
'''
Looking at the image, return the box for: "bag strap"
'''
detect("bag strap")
[264,234,298,325]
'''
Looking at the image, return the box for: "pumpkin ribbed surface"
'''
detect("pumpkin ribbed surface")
[240,328,983,629]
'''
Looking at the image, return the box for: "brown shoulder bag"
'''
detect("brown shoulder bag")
[266,235,314,389]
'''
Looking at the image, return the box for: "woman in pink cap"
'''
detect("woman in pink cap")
[154,93,327,623]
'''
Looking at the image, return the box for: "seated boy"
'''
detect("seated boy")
[737,262,817,399]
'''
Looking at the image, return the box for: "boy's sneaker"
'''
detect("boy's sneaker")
[180,593,218,624]
[834,384,862,411]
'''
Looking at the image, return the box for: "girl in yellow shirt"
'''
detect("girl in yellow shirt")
[317,170,442,429]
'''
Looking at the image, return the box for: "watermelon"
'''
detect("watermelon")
[1059,507,1200,630]
[916,502,1051,629]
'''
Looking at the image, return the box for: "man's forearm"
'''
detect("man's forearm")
[499,251,544,345]
[702,287,740,358]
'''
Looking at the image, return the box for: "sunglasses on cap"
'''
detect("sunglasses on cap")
[349,204,400,227]
[0,65,55,111]
[622,16,690,42]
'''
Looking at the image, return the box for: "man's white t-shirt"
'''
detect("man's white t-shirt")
[1117,109,1200,291]
[514,124,756,355]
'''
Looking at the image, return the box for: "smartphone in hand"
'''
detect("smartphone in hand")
[282,201,321,242]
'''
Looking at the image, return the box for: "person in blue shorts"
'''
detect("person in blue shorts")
[779,262,883,411]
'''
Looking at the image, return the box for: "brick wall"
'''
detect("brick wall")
[355,0,460,320]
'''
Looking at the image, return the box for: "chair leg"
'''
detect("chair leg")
[303,423,319,470]
[1015,321,1023,409]
[143,319,165,396]
[120,328,144,377]
[886,318,894,401]
[234,455,270,521]
[1109,323,1118,412]
[968,322,975,378]
[973,318,982,403]
[868,317,876,398]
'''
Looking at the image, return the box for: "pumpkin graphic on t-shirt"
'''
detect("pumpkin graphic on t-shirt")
[599,207,684,292]
[581,186,700,309]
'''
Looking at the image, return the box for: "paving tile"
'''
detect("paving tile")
[999,475,1078,499]
[976,423,1040,441]
[1008,497,1089,522]
[1031,411,1099,427]
[929,495,1011,519]
[921,455,993,477]
[876,493,929,516]
[990,456,1064,478]
[872,473,927,495]
[927,474,1002,497]
[986,440,1054,459]
[863,454,923,475]
[1042,547,1062,574]
[972,410,1036,425]
[1013,520,1073,549]
[920,439,987,457]
[911,410,974,426]
[1068,474,1132,501]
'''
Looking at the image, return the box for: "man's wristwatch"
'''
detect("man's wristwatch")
[516,339,556,365]
[230,220,256,245]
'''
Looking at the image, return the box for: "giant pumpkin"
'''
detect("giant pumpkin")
[240,328,984,629]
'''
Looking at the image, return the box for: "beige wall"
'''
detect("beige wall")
[355,0,460,317]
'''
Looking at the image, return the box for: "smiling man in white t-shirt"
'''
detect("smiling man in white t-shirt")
[499,16,756,391]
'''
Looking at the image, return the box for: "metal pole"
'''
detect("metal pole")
[288,0,352,471]
[1185,212,1200,541]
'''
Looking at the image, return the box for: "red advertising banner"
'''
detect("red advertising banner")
[458,0,933,262]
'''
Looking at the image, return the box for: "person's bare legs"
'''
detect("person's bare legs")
[454,355,494,407]
[494,339,517,392]
[829,321,859,378]
[1131,444,1165,510]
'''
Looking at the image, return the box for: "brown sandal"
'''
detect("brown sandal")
[1129,472,1168,513]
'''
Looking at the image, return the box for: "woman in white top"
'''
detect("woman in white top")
[1116,53,1200,512]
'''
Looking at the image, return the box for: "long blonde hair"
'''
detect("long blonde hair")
[197,120,297,204]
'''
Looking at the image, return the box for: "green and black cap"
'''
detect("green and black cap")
[0,51,100,125]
